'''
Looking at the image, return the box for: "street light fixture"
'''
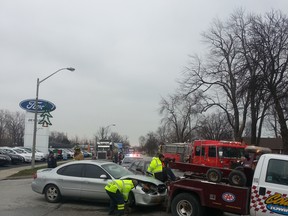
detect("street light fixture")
[31,67,75,168]
[105,123,116,133]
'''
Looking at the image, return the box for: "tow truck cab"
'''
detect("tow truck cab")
[168,153,288,216]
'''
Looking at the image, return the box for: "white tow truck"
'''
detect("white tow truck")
[167,153,288,216]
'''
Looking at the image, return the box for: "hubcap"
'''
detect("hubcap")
[176,200,192,216]
[47,187,58,200]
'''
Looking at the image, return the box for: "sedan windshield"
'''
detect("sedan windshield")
[102,163,134,179]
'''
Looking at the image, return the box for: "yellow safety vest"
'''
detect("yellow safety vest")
[147,157,163,176]
[105,179,134,201]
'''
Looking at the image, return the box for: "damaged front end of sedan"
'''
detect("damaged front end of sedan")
[124,177,167,207]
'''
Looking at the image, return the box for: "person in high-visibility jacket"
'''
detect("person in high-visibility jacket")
[105,179,138,216]
[147,153,165,182]
[147,153,178,182]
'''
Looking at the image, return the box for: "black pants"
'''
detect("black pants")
[155,168,176,182]
[105,189,125,215]
[165,167,176,181]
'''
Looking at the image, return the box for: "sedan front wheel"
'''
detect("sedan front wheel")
[44,184,61,203]
[127,192,136,207]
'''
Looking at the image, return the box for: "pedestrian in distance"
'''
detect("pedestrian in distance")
[47,151,57,168]
[118,152,124,165]
[73,147,84,160]
[113,150,119,164]
[105,179,138,216]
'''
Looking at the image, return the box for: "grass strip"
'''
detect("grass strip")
[9,165,47,178]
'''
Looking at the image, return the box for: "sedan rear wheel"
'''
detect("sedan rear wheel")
[44,184,61,203]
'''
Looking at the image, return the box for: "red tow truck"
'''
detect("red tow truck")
[167,153,288,216]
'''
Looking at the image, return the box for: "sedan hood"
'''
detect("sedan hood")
[120,174,163,185]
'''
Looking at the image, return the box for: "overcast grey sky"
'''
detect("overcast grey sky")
[1,0,288,145]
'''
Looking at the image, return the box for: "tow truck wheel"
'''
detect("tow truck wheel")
[206,168,222,183]
[171,193,204,216]
[228,170,247,186]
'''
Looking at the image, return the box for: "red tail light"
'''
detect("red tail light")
[33,173,37,179]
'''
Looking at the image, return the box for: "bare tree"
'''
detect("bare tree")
[0,110,24,146]
[249,10,288,152]
[110,132,130,149]
[181,35,249,142]
[93,126,130,151]
[265,106,281,138]
[196,112,233,140]
[143,132,159,156]
[0,110,8,146]
[5,111,25,146]
[180,9,288,146]
[95,126,110,141]
[49,131,70,145]
[229,9,272,145]
[156,124,175,143]
[159,93,201,142]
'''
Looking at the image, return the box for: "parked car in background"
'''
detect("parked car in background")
[0,153,11,166]
[128,157,153,175]
[17,147,46,161]
[121,153,144,169]
[128,157,184,180]
[12,147,43,162]
[60,148,73,159]
[0,147,32,163]
[83,150,92,158]
[31,160,167,207]
[0,149,24,164]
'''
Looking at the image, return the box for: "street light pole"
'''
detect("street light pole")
[31,67,75,168]
[104,123,116,137]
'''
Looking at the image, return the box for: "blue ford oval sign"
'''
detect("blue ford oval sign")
[19,99,56,113]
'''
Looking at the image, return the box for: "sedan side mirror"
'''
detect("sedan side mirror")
[100,174,108,179]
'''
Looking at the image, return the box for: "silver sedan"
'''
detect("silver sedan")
[31,160,167,206]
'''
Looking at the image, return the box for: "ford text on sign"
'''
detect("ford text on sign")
[19,99,56,113]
